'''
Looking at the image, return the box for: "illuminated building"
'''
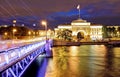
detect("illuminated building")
[54,18,103,40]
[54,5,120,40]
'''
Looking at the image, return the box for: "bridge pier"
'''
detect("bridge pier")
[44,40,53,57]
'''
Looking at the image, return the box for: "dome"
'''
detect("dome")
[71,19,87,23]
[71,18,91,26]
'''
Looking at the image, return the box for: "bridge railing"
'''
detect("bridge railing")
[0,41,46,72]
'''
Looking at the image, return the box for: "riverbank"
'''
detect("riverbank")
[53,39,120,46]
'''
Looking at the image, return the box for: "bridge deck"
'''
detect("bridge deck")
[0,39,53,77]
[0,41,46,72]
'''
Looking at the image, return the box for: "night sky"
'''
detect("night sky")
[0,0,120,29]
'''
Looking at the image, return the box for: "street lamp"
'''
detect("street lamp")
[12,28,17,39]
[41,20,47,41]
[28,31,31,39]
[13,20,16,26]
[48,29,51,38]
[33,24,36,27]
[22,24,24,27]
[4,32,8,39]
[28,31,31,35]
[4,32,8,36]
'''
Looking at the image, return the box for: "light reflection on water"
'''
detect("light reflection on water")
[44,45,120,77]
[22,45,120,77]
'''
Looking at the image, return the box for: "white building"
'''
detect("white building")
[54,18,103,40]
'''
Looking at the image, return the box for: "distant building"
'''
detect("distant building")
[54,18,103,40]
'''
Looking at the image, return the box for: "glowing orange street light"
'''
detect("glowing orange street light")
[12,28,17,39]
[4,32,8,36]
[28,31,31,35]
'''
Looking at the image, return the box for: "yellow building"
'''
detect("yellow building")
[54,18,103,40]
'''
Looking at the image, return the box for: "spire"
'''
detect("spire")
[77,5,80,19]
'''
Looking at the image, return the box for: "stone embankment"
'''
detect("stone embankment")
[53,40,109,46]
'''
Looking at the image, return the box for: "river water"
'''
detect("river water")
[22,45,120,77]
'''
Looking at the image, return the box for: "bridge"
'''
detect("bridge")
[0,39,120,77]
[0,40,53,77]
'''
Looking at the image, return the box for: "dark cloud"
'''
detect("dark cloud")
[0,0,119,17]
[0,0,120,29]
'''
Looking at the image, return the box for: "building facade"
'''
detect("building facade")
[54,18,103,40]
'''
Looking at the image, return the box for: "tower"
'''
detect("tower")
[77,5,80,19]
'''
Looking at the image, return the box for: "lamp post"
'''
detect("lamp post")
[41,20,47,42]
[12,28,17,39]
[4,32,8,36]
[13,20,16,26]
[4,32,8,39]
[22,24,24,27]
[28,31,31,39]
